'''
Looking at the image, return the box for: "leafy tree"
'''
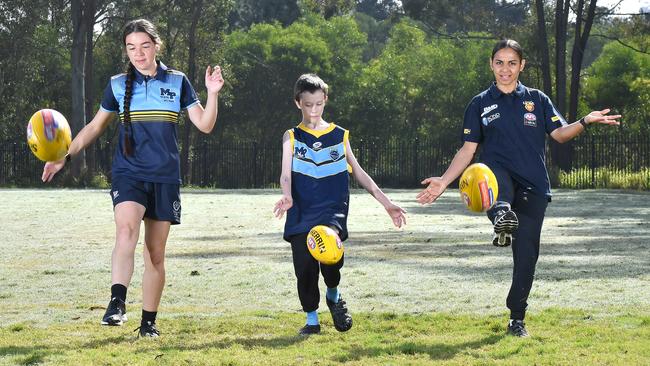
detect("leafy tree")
[300,0,355,19]
[219,14,365,145]
[356,0,401,20]
[228,0,301,29]
[582,41,650,133]
[401,0,528,36]
[345,20,493,142]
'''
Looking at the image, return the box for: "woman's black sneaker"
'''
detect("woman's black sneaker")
[492,210,518,247]
[298,324,321,336]
[136,321,160,337]
[101,297,127,326]
[507,319,529,337]
[326,295,353,332]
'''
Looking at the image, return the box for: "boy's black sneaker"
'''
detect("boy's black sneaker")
[136,320,160,337]
[492,209,518,247]
[298,324,321,336]
[326,295,353,332]
[507,319,529,337]
[101,297,127,326]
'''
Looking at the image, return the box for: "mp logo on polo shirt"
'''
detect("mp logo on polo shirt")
[160,88,177,102]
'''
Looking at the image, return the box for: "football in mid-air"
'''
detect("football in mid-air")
[306,225,344,265]
[26,109,72,162]
[459,163,499,212]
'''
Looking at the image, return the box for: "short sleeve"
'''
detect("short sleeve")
[462,97,483,143]
[180,75,200,110]
[100,81,119,113]
[540,92,567,134]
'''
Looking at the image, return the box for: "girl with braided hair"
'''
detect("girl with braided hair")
[42,18,224,337]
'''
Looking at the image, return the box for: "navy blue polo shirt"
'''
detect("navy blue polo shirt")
[462,82,567,199]
[100,61,200,184]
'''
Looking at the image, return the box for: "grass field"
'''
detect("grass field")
[1,188,649,365]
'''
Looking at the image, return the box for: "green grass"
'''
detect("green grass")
[1,189,649,365]
[2,310,649,365]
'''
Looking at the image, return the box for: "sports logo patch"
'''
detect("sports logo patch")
[329,149,340,161]
[295,146,307,158]
[173,200,181,212]
[160,88,177,102]
[312,142,322,151]
[524,112,537,127]
[487,113,500,123]
[523,101,535,112]
[307,236,316,250]
[551,115,561,122]
[481,104,498,117]
[463,128,471,135]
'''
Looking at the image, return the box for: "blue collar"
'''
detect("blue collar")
[489,81,525,99]
[133,61,168,84]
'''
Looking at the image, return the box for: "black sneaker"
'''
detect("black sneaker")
[101,297,127,326]
[326,295,353,332]
[298,324,321,336]
[136,320,160,337]
[492,210,518,247]
[507,319,529,337]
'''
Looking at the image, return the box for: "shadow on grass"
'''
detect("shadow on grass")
[152,334,308,353]
[0,346,56,365]
[333,334,504,362]
[169,189,650,282]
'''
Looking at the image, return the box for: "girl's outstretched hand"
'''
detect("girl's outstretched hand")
[42,159,65,183]
[205,65,225,95]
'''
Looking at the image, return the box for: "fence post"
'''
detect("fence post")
[590,135,596,188]
[12,143,17,180]
[252,141,258,188]
[413,138,419,186]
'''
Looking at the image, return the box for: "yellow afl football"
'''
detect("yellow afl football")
[459,163,499,212]
[26,109,72,162]
[306,225,344,265]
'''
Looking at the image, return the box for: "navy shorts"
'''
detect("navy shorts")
[110,176,181,225]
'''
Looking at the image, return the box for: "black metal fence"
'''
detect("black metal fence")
[2,132,649,189]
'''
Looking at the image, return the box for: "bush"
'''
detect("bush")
[559,167,650,190]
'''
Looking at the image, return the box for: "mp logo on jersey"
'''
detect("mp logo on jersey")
[160,88,177,102]
[295,146,307,158]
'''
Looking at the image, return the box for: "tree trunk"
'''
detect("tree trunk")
[569,0,598,123]
[180,0,203,183]
[550,0,572,172]
[553,0,569,113]
[84,0,96,175]
[535,0,553,98]
[70,0,88,177]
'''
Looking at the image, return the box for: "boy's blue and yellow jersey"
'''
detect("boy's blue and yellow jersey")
[462,82,567,199]
[284,123,351,242]
[100,61,200,184]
